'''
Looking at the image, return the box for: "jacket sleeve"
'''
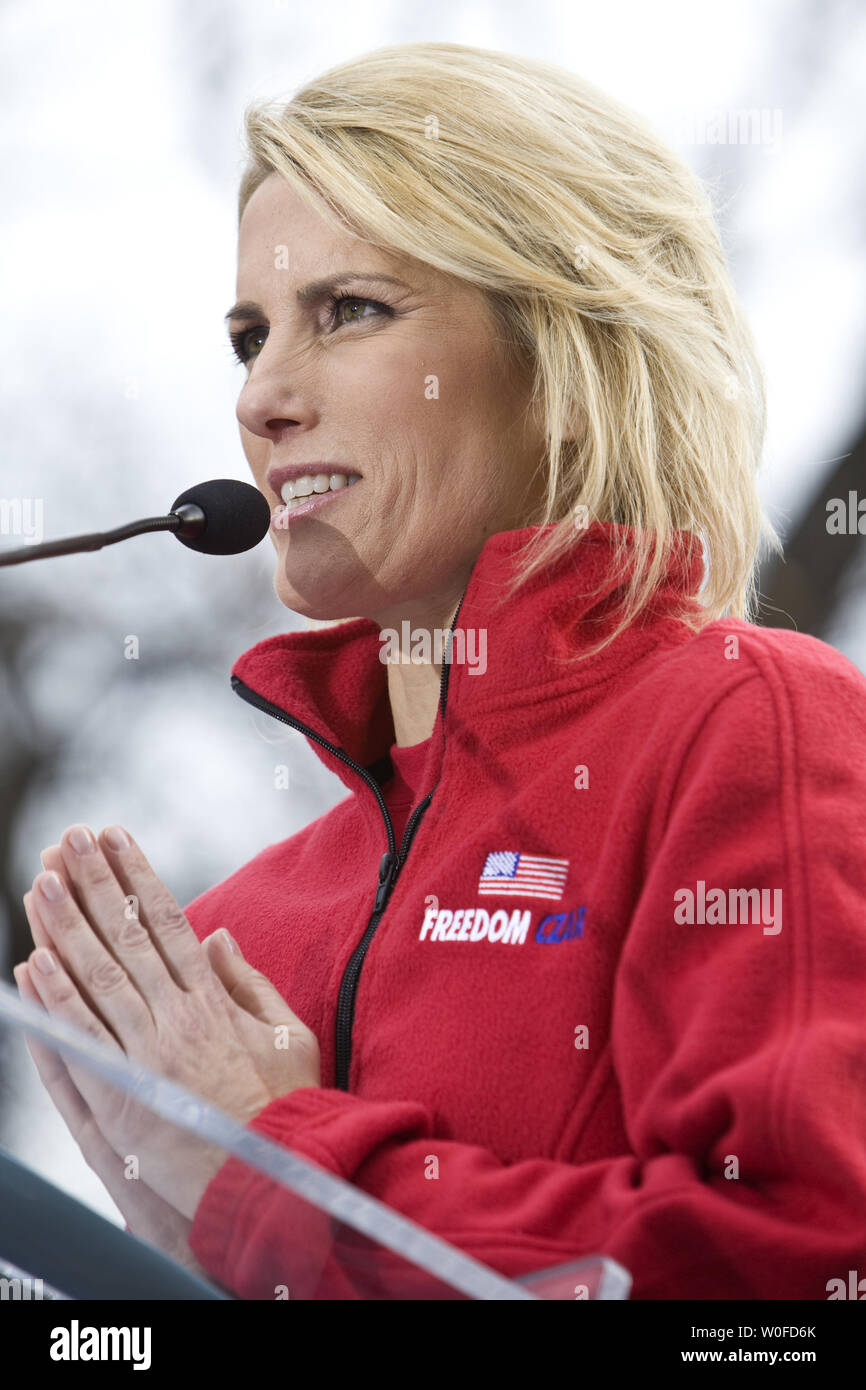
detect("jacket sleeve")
[187,644,866,1300]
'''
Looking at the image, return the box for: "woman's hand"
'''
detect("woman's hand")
[13,961,209,1279]
[15,825,322,1223]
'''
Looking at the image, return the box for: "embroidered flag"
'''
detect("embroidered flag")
[478,851,569,901]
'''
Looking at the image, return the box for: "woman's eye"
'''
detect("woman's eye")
[229,326,267,365]
[328,294,390,328]
[229,296,391,364]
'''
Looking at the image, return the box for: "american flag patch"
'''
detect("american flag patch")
[478,851,569,901]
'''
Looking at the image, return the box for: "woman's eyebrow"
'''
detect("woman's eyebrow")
[224,271,412,322]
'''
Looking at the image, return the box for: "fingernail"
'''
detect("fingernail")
[103,825,130,851]
[219,929,240,955]
[34,948,57,975]
[36,871,66,902]
[68,825,96,855]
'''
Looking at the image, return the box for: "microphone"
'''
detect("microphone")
[0,479,271,567]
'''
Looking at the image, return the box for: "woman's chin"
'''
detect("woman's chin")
[273,573,363,624]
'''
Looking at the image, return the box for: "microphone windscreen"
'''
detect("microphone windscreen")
[170,479,271,555]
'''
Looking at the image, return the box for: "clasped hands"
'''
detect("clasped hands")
[13,823,321,1273]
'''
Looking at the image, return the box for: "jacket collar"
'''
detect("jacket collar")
[231,521,705,794]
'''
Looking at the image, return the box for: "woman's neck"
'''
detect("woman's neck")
[382,593,464,747]
[387,658,443,747]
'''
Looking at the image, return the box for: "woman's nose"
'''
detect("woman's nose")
[235,342,314,440]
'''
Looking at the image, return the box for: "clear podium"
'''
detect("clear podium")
[0,983,630,1301]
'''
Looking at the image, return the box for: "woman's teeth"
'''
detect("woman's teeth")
[280,473,360,508]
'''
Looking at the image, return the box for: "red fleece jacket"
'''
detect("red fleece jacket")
[183,521,866,1300]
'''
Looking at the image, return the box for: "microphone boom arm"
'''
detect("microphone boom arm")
[0,505,205,567]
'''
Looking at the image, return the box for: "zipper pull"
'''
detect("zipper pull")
[373,850,397,914]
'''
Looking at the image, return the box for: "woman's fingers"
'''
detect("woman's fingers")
[23,888,124,1046]
[95,826,216,994]
[19,932,132,1133]
[13,960,85,1114]
[14,962,104,1140]
[33,826,228,1045]
[203,930,322,1092]
[52,827,176,1006]
[29,866,154,1045]
[18,945,176,1189]
[13,960,127,1182]
[23,884,53,951]
[203,929,294,1024]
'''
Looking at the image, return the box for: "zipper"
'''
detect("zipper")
[230,591,467,1091]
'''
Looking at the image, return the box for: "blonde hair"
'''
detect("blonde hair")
[237,41,781,650]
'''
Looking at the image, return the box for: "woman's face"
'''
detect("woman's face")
[230,173,548,624]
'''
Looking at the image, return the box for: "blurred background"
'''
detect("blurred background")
[1,0,864,1219]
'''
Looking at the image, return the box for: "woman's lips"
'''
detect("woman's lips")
[270,480,361,529]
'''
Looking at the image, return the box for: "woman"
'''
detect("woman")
[15,42,866,1300]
